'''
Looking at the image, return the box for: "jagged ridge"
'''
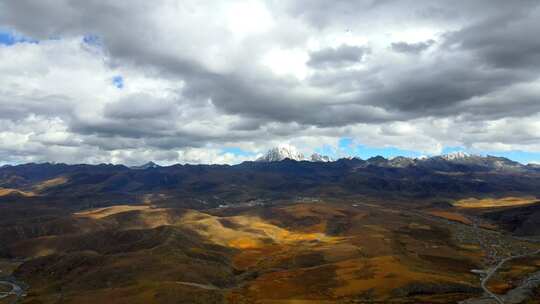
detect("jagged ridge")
[255,147,529,172]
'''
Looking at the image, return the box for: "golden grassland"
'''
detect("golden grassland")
[333,255,457,297]
[0,177,67,198]
[454,196,539,208]
[181,210,335,250]
[0,187,34,197]
[226,203,483,303]
[427,210,473,225]
[19,282,225,304]
[74,205,155,219]
[6,202,496,303]
[33,177,68,192]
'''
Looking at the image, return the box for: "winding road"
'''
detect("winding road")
[481,259,510,304]
[176,281,219,290]
[0,280,24,303]
[479,249,540,304]
[460,215,540,304]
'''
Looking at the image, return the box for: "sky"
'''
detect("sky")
[1,0,540,165]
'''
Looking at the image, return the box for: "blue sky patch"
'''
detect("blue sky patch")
[476,150,540,164]
[336,138,420,159]
[0,30,38,46]
[351,144,422,159]
[112,75,124,89]
[82,34,102,46]
[221,147,255,157]
[314,144,336,156]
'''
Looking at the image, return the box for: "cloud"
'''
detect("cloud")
[444,7,540,69]
[391,40,434,54]
[103,94,176,119]
[307,44,368,69]
[0,1,539,164]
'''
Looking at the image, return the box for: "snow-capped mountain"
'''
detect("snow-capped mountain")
[254,147,530,172]
[256,147,333,162]
[310,153,333,162]
[439,151,471,161]
[256,146,306,162]
[418,152,526,172]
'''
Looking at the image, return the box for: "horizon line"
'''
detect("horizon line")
[1,152,538,167]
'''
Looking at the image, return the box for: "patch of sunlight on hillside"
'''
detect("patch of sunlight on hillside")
[34,176,68,191]
[180,210,336,249]
[0,187,34,197]
[74,205,154,219]
[454,196,539,208]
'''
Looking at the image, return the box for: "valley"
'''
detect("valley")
[1,198,539,303]
[1,156,540,303]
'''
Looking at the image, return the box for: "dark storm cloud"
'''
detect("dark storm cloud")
[229,118,265,131]
[0,0,140,38]
[286,0,539,29]
[182,71,396,127]
[391,40,434,54]
[444,8,540,69]
[103,94,176,119]
[71,119,177,139]
[307,45,368,69]
[362,62,532,114]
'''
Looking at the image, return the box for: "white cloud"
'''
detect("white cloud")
[0,1,539,164]
[262,47,310,79]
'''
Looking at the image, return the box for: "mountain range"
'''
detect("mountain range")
[1,147,539,209]
[254,147,533,172]
[2,147,540,303]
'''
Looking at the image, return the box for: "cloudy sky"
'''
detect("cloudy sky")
[1,0,540,165]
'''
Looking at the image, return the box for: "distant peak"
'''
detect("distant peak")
[256,146,333,162]
[388,156,416,167]
[389,156,410,161]
[130,161,160,170]
[367,155,387,162]
[439,151,471,160]
[256,146,305,162]
[340,156,363,161]
[310,153,333,162]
